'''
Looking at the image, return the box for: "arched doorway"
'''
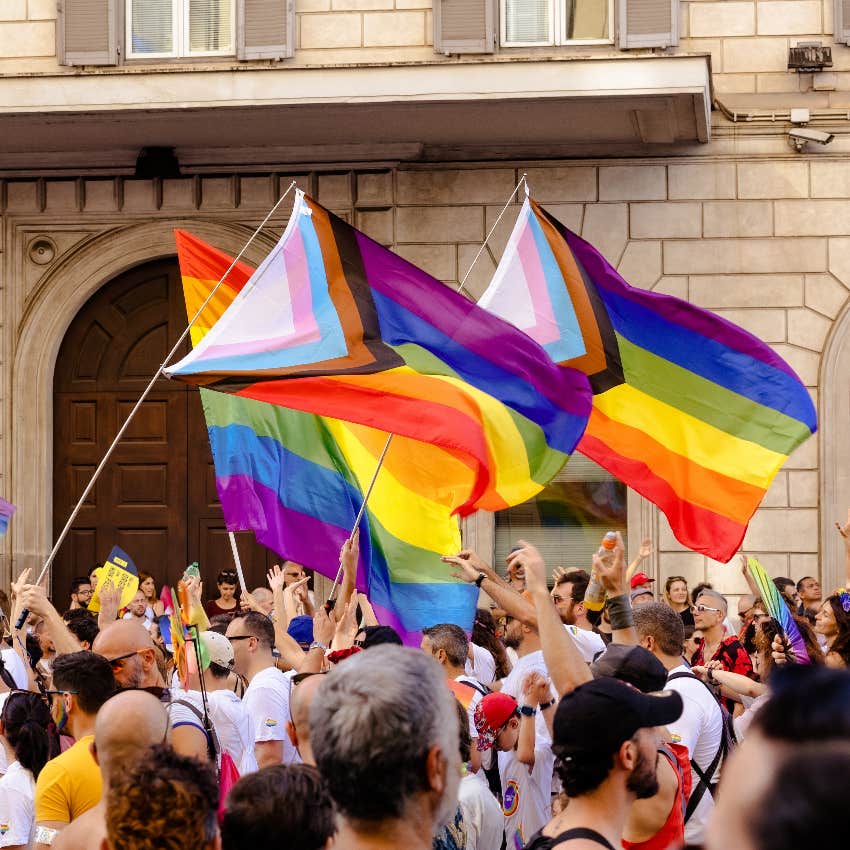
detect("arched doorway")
[52,258,277,602]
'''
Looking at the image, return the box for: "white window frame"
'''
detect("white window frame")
[126,0,236,60]
[499,0,614,47]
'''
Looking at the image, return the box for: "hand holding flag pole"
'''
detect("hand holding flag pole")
[15,182,298,630]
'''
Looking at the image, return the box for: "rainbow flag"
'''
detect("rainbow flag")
[0,498,15,537]
[479,197,817,562]
[166,190,592,516]
[172,231,517,642]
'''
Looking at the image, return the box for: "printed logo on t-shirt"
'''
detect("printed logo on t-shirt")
[513,827,525,850]
[670,732,682,743]
[502,779,520,816]
[264,717,278,727]
[0,822,9,836]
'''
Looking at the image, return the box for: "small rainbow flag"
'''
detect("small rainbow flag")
[480,197,817,562]
[0,498,16,537]
[166,190,592,516]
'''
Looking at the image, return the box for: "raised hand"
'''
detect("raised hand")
[267,564,286,593]
[521,671,552,706]
[340,528,359,573]
[594,531,628,597]
[509,540,547,596]
[442,553,481,584]
[313,605,335,647]
[638,538,652,560]
[836,509,850,546]
[10,567,32,601]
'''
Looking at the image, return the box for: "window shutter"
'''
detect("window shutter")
[434,0,495,54]
[237,0,293,60]
[617,0,678,49]
[58,0,119,66]
[836,0,850,46]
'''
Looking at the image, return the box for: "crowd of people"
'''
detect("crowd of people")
[1,519,849,850]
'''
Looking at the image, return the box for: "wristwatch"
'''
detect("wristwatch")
[475,572,486,588]
[538,698,556,711]
[519,705,537,717]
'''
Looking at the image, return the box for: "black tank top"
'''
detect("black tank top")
[524,827,617,850]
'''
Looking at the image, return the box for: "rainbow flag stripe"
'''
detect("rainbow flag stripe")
[0,498,15,537]
[166,190,592,516]
[480,198,817,562]
[174,230,480,642]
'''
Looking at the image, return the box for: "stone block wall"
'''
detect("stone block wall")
[2,159,849,603]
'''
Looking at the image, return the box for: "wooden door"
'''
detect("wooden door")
[53,258,277,605]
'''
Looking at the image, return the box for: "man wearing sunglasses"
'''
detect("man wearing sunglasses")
[33,651,114,849]
[691,590,754,690]
[92,620,209,762]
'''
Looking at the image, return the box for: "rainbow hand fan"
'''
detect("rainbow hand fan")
[747,557,811,665]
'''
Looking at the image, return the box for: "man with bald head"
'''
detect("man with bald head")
[286,673,325,765]
[92,619,208,760]
[53,691,169,850]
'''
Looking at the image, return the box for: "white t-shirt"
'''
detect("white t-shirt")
[563,625,606,663]
[0,760,36,848]
[242,666,299,764]
[465,644,496,685]
[666,664,724,846]
[167,689,209,739]
[499,650,553,745]
[498,745,555,850]
[208,689,259,775]
[458,770,504,850]
[1,649,28,689]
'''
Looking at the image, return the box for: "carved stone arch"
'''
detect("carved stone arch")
[8,219,278,586]
[819,293,850,592]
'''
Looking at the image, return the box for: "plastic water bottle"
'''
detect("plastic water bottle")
[584,532,617,612]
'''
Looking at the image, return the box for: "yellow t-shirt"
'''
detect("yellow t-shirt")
[34,735,102,823]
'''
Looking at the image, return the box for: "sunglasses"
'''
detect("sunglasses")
[105,649,147,671]
[692,604,721,614]
[227,635,254,643]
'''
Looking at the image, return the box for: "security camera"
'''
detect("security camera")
[788,128,835,151]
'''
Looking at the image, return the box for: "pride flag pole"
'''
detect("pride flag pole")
[15,182,298,629]
[228,532,249,596]
[323,172,530,609]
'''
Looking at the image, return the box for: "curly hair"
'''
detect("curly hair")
[221,764,335,850]
[105,744,219,850]
[825,594,850,666]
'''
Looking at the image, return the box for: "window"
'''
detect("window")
[494,455,627,580]
[500,0,612,46]
[127,0,235,59]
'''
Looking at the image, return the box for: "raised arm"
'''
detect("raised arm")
[739,553,761,600]
[337,529,359,612]
[517,540,592,697]
[17,584,81,655]
[596,532,638,647]
[516,672,551,767]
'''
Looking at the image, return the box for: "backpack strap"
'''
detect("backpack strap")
[550,828,617,849]
[666,671,728,822]
[169,699,220,764]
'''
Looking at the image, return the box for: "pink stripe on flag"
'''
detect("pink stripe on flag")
[287,221,321,341]
[516,219,560,346]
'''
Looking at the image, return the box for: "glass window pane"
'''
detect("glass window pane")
[505,0,551,42]
[567,0,609,39]
[131,0,174,54]
[189,0,234,53]
[494,456,627,580]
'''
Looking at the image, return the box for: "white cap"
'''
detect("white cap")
[200,631,234,670]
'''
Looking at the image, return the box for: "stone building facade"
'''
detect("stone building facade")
[2,0,849,604]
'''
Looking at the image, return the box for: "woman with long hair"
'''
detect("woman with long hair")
[0,690,60,847]
[815,590,850,668]
[137,572,165,621]
[470,608,511,680]
[663,575,694,628]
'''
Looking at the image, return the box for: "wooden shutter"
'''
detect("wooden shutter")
[836,0,850,45]
[57,0,119,66]
[617,0,678,49]
[237,0,293,60]
[434,0,495,54]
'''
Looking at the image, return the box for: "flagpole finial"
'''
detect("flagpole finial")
[522,173,530,197]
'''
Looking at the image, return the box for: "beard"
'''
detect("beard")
[503,633,521,650]
[626,748,660,800]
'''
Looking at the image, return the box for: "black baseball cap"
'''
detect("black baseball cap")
[590,644,668,694]
[554,677,682,756]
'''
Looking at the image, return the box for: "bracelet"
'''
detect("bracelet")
[707,668,716,683]
[309,641,328,653]
[606,594,635,630]
[475,572,486,588]
[539,698,556,711]
[519,704,537,717]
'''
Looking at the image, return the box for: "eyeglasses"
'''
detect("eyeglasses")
[44,689,78,700]
[76,589,93,597]
[105,649,147,671]
[226,635,254,643]
[692,604,721,614]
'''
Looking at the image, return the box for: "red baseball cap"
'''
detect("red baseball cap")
[630,572,655,589]
[473,692,518,751]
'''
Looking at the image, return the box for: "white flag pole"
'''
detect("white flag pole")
[228,532,249,596]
